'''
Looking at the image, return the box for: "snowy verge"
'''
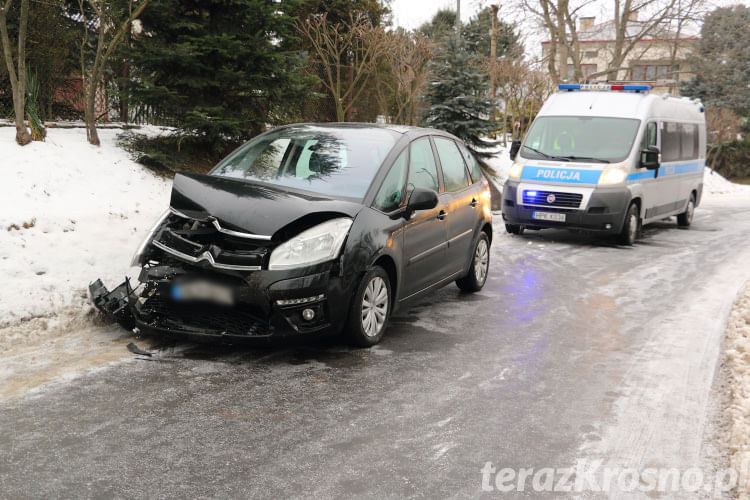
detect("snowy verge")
[724,282,750,499]
[0,127,172,349]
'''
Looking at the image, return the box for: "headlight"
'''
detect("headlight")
[509,162,524,179]
[268,217,353,270]
[130,209,169,267]
[598,167,628,185]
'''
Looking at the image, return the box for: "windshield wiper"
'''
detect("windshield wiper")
[521,145,570,162]
[556,155,610,164]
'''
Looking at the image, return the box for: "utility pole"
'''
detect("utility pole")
[456,0,461,42]
[489,4,499,137]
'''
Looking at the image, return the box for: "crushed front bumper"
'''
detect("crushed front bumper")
[89,262,355,344]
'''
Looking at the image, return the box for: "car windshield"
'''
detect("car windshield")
[520,116,641,163]
[211,125,398,199]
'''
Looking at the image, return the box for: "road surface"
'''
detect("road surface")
[2,195,749,497]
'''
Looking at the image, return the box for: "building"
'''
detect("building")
[541,12,699,94]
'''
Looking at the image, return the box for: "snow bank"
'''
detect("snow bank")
[0,127,172,343]
[724,283,750,498]
[704,167,750,196]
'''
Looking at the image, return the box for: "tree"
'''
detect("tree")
[129,0,312,143]
[0,0,31,145]
[374,29,432,125]
[297,13,392,122]
[422,37,495,158]
[77,0,151,145]
[681,5,750,117]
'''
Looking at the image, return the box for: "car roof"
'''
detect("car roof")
[272,122,461,141]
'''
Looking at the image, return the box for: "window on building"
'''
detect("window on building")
[630,64,679,81]
[567,64,598,80]
[583,50,598,59]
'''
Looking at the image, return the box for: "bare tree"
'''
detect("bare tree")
[298,13,392,122]
[78,0,150,145]
[376,31,432,125]
[0,0,31,145]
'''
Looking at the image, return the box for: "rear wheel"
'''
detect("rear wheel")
[677,193,696,227]
[619,202,640,246]
[456,232,490,292]
[505,224,524,235]
[347,266,391,347]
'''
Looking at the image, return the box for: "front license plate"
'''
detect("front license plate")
[533,211,566,222]
[171,281,235,306]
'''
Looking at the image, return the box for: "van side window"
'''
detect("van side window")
[641,122,657,150]
[661,122,681,162]
[662,122,699,162]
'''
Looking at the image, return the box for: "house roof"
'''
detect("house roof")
[542,19,699,45]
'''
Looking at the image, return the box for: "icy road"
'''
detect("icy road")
[1,195,750,497]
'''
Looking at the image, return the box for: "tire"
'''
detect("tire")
[677,193,696,227]
[619,202,640,246]
[505,223,524,235]
[456,232,490,292]
[346,266,391,347]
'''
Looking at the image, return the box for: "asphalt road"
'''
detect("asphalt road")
[2,196,750,498]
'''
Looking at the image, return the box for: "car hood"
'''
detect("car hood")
[170,172,364,238]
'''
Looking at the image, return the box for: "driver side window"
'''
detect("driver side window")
[373,149,408,212]
[641,122,657,150]
[407,138,440,195]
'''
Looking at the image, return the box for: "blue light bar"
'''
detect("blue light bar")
[558,83,651,92]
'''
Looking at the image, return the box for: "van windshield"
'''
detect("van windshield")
[520,116,640,163]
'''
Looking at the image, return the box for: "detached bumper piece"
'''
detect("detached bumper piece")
[89,278,136,331]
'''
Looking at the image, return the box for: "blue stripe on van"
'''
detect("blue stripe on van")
[625,160,704,182]
[521,166,602,184]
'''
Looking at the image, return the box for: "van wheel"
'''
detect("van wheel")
[505,224,524,235]
[677,194,696,227]
[619,203,640,246]
[347,266,391,347]
[456,232,490,292]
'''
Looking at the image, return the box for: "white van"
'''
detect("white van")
[503,84,706,245]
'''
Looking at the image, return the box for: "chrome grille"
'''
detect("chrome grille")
[522,190,583,208]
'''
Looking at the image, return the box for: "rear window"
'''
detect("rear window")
[211,125,398,199]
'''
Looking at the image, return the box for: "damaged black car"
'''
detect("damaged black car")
[90,124,493,346]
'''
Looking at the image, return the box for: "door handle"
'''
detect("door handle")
[437,210,447,220]
[470,198,478,207]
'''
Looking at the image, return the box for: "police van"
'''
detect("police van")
[502,84,706,245]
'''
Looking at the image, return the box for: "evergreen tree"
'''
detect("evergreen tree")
[421,37,495,158]
[128,0,313,144]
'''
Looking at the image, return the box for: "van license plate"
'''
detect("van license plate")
[533,211,566,222]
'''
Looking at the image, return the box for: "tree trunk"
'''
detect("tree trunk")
[0,0,31,145]
[85,79,100,146]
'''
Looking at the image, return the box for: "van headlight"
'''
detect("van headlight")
[509,162,524,179]
[598,167,628,185]
[268,218,353,270]
[130,209,170,267]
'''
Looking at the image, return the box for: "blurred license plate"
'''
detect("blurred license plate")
[171,281,234,306]
[533,211,566,222]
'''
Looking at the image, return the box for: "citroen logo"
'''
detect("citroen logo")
[546,193,556,204]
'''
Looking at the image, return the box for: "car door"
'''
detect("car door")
[432,136,478,277]
[401,137,449,299]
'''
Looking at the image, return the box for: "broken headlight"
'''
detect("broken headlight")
[268,217,352,270]
[130,209,170,267]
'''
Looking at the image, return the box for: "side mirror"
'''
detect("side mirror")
[406,187,438,213]
[640,146,660,170]
[509,140,521,160]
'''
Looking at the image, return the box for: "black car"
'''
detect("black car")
[90,124,493,346]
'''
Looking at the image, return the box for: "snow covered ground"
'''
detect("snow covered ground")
[0,126,172,350]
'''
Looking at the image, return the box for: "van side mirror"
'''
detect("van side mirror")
[406,187,438,213]
[640,146,660,170]
[509,140,521,160]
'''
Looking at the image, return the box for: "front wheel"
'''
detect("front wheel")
[677,193,696,227]
[347,267,391,347]
[456,232,490,292]
[619,202,640,246]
